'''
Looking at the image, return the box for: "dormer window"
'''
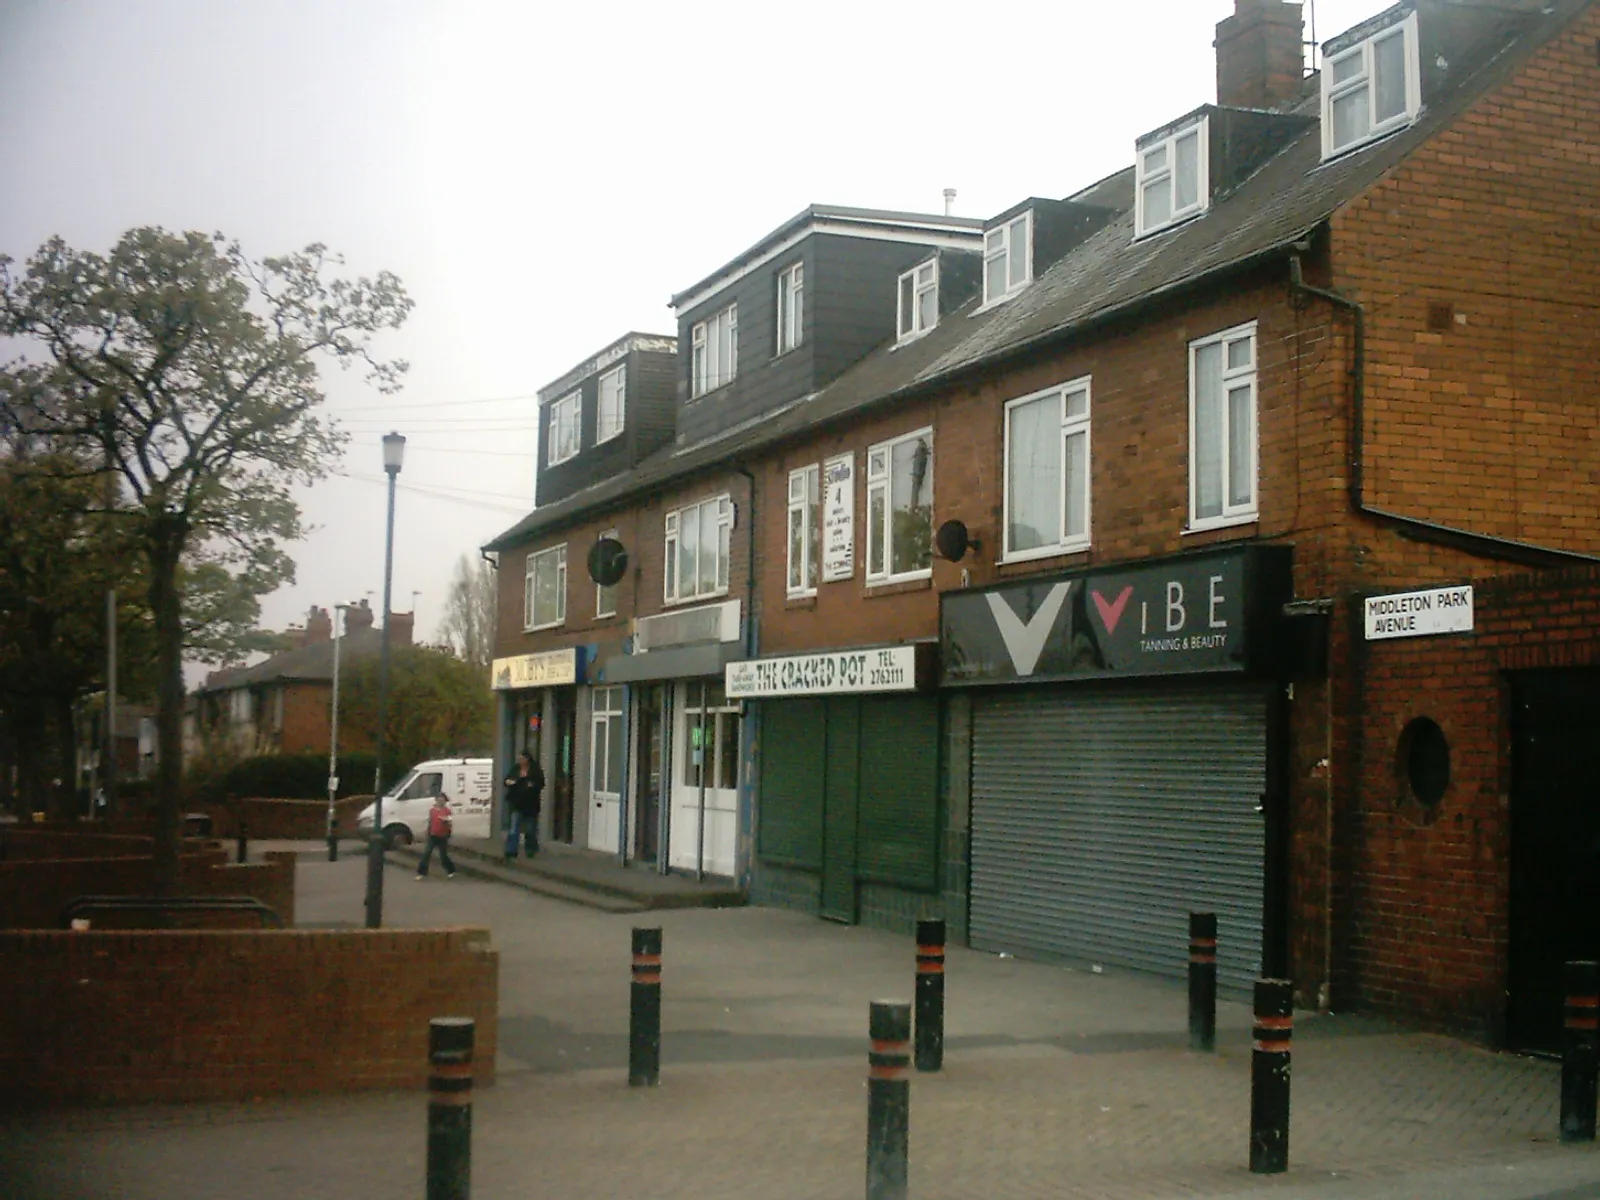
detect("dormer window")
[691,303,738,398]
[897,259,938,342]
[776,263,803,355]
[1136,118,1209,238]
[982,213,1031,307]
[597,365,625,444]
[548,391,581,466]
[1322,10,1420,160]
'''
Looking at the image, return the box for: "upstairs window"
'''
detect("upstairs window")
[1004,378,1091,561]
[786,464,820,597]
[524,543,568,630]
[691,304,738,398]
[1322,11,1420,159]
[776,262,804,355]
[1189,322,1258,530]
[548,392,581,466]
[1136,119,1208,237]
[897,259,939,342]
[866,428,933,584]
[664,494,733,604]
[597,365,625,444]
[982,213,1031,307]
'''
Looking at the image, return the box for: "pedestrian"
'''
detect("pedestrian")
[503,751,544,860]
[416,792,457,880]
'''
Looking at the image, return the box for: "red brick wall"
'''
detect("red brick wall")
[197,794,371,840]
[279,682,332,755]
[0,850,287,931]
[1,831,155,860]
[0,927,498,1107]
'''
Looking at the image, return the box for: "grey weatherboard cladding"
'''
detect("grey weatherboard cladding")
[969,679,1267,997]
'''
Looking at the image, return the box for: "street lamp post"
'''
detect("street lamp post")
[326,602,352,862]
[365,431,405,929]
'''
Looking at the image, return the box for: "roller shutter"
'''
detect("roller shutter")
[970,680,1267,996]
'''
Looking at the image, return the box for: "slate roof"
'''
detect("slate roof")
[197,627,388,692]
[485,0,1582,554]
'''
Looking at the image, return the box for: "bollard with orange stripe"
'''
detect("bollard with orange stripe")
[426,1016,474,1200]
[629,926,663,1088]
[1561,959,1598,1143]
[915,918,946,1073]
[1249,978,1293,1174]
[1188,912,1218,1053]
[867,1000,911,1200]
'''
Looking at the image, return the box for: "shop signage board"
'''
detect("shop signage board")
[634,599,741,652]
[941,545,1291,686]
[491,647,581,690]
[726,645,919,698]
[1364,585,1473,641]
[821,452,855,582]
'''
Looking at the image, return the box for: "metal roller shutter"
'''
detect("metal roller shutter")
[970,680,1267,996]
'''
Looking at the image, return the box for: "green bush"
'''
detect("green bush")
[187,752,391,803]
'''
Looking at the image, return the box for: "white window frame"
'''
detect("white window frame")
[663,494,734,605]
[690,304,738,398]
[1135,118,1210,238]
[1002,378,1093,563]
[595,527,619,619]
[590,685,625,801]
[865,427,934,586]
[523,543,568,631]
[776,262,804,355]
[786,464,821,597]
[1320,11,1421,160]
[596,365,625,445]
[981,212,1032,308]
[548,391,581,466]
[1188,322,1259,532]
[896,258,939,343]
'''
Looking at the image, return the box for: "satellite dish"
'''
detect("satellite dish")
[587,537,628,586]
[935,519,980,563]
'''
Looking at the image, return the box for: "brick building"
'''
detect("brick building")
[486,0,1600,1044]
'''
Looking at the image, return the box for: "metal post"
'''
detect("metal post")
[1189,912,1218,1052]
[629,926,663,1087]
[867,1000,911,1200]
[366,439,402,930]
[103,588,117,818]
[326,605,344,862]
[1562,960,1599,1142]
[427,1016,474,1200]
[1249,978,1293,1174]
[914,918,945,1073]
[694,685,708,882]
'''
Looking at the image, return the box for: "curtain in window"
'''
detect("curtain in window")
[1008,394,1060,552]
[890,434,933,575]
[1194,342,1224,519]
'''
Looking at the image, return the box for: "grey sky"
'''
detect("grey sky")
[0,0,1393,655]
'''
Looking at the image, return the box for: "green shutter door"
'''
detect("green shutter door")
[821,700,860,922]
[855,694,940,891]
[756,698,826,869]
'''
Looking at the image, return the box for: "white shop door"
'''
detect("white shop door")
[587,686,625,853]
[668,680,738,877]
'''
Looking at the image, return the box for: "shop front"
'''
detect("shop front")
[736,643,943,929]
[491,646,585,846]
[941,545,1293,995]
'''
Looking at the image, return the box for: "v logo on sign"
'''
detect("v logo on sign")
[985,583,1072,677]
[1091,585,1133,634]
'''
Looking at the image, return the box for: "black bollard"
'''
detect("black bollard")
[867,1000,911,1200]
[1562,960,1599,1143]
[629,926,662,1087]
[427,1016,474,1200]
[1189,912,1218,1052]
[1249,978,1293,1174]
[915,918,946,1073]
[236,821,248,864]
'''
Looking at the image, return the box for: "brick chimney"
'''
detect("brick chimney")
[389,612,415,647]
[1215,0,1305,111]
[301,606,332,647]
[345,599,375,634]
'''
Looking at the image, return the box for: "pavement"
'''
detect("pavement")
[3,843,1600,1199]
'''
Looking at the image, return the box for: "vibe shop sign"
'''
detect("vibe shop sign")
[1364,585,1473,641]
[726,646,917,698]
[940,546,1290,685]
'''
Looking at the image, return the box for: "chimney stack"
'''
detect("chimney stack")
[1215,0,1306,111]
[345,599,375,634]
[301,606,332,647]
[389,611,415,648]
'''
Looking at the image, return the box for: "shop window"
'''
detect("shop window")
[683,681,741,790]
[1397,716,1449,816]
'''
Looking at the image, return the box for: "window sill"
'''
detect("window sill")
[594,431,624,447]
[972,288,1026,317]
[863,575,932,598]
[1319,116,1415,166]
[1132,207,1207,243]
[1183,515,1259,541]
[525,620,566,633]
[688,380,735,402]
[784,594,818,610]
[661,590,731,609]
[892,327,934,350]
[1001,541,1091,567]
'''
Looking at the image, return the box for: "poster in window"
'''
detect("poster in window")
[822,452,855,582]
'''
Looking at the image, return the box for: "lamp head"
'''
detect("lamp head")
[381,431,406,475]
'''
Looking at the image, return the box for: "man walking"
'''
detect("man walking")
[504,751,544,860]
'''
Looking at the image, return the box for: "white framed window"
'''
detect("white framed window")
[548,392,581,466]
[897,258,939,342]
[590,686,626,798]
[597,365,625,444]
[523,543,567,630]
[596,527,619,618]
[1321,11,1421,160]
[1003,378,1092,561]
[1136,118,1209,237]
[691,304,738,398]
[663,494,733,604]
[866,428,934,584]
[1189,322,1258,530]
[786,464,821,596]
[776,262,804,355]
[982,213,1031,307]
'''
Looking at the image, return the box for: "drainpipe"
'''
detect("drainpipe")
[1288,247,1599,569]
[733,465,757,658]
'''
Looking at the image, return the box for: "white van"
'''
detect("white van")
[356,758,494,848]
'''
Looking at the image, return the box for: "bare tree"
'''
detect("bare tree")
[437,553,497,669]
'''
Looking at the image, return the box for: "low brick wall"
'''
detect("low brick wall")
[0,849,288,931]
[1,830,156,860]
[199,795,373,840]
[0,928,498,1107]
